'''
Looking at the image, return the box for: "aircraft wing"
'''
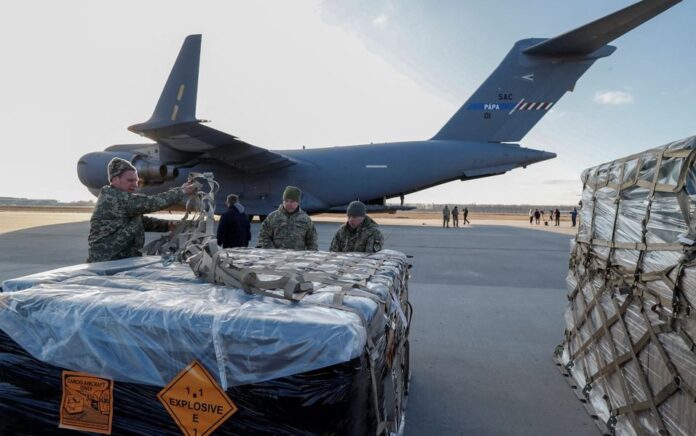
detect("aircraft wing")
[128,34,294,174]
[129,120,294,173]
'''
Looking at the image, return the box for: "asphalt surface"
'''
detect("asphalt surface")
[0,220,596,435]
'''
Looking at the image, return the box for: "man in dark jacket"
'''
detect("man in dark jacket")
[217,194,251,248]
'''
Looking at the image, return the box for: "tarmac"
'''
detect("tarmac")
[0,213,596,435]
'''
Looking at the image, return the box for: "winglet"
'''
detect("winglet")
[523,0,681,57]
[129,34,202,133]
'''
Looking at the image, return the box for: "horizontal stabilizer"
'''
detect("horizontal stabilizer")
[524,0,681,56]
[432,0,681,142]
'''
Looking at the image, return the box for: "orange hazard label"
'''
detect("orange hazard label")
[158,361,238,436]
[59,371,114,434]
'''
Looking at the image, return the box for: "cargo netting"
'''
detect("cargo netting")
[558,136,696,436]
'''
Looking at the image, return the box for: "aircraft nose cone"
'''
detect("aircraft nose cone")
[77,152,106,189]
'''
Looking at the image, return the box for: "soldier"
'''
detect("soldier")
[217,193,251,248]
[257,186,318,250]
[330,201,384,253]
[442,205,450,228]
[452,206,459,228]
[87,157,196,263]
[463,206,470,225]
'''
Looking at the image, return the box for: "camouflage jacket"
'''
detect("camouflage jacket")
[329,216,383,253]
[257,205,318,250]
[87,186,184,263]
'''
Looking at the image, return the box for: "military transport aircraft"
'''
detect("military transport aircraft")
[77,0,681,218]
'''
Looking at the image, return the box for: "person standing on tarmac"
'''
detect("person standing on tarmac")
[217,193,251,248]
[452,206,459,228]
[330,201,384,253]
[87,158,196,263]
[570,208,578,227]
[442,205,450,228]
[257,186,318,250]
[463,207,470,225]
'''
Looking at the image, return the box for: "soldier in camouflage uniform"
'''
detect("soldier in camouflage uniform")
[257,186,318,250]
[330,201,383,253]
[87,158,196,263]
[442,205,450,228]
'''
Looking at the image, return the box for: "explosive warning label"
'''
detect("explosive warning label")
[59,371,114,434]
[158,360,238,436]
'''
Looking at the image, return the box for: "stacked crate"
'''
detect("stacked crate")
[559,136,696,435]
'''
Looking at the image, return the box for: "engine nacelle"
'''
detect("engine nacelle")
[77,151,180,193]
[133,156,179,185]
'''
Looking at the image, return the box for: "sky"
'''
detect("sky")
[1,0,694,205]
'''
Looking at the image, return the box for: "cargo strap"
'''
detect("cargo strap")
[143,172,219,257]
[565,143,696,434]
[191,246,395,434]
[163,174,407,435]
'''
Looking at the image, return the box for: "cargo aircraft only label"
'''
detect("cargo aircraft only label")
[158,361,238,436]
[60,371,114,435]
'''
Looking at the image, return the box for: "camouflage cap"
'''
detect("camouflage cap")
[347,200,366,217]
[283,186,301,202]
[107,158,137,181]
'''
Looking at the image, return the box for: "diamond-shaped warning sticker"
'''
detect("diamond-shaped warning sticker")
[158,361,238,436]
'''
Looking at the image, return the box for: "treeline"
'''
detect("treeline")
[0,197,95,207]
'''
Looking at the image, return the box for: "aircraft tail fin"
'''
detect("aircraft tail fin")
[129,34,201,133]
[432,0,680,142]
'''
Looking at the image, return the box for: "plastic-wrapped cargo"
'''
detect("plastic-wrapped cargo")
[0,177,412,435]
[0,248,411,435]
[557,135,696,436]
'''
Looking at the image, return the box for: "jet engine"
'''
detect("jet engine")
[132,156,179,185]
[77,151,180,192]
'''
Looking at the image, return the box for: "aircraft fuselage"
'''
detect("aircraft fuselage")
[79,139,553,215]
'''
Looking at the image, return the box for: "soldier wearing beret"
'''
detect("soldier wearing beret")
[330,200,384,253]
[257,186,318,250]
[87,157,196,263]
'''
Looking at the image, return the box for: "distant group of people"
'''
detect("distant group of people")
[528,207,579,227]
[87,158,384,264]
[442,205,470,228]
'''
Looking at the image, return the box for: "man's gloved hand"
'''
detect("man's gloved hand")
[181,181,198,195]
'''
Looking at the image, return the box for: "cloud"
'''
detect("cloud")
[372,14,388,27]
[593,90,634,105]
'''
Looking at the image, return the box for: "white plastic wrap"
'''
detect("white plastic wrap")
[559,135,696,435]
[0,249,409,389]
